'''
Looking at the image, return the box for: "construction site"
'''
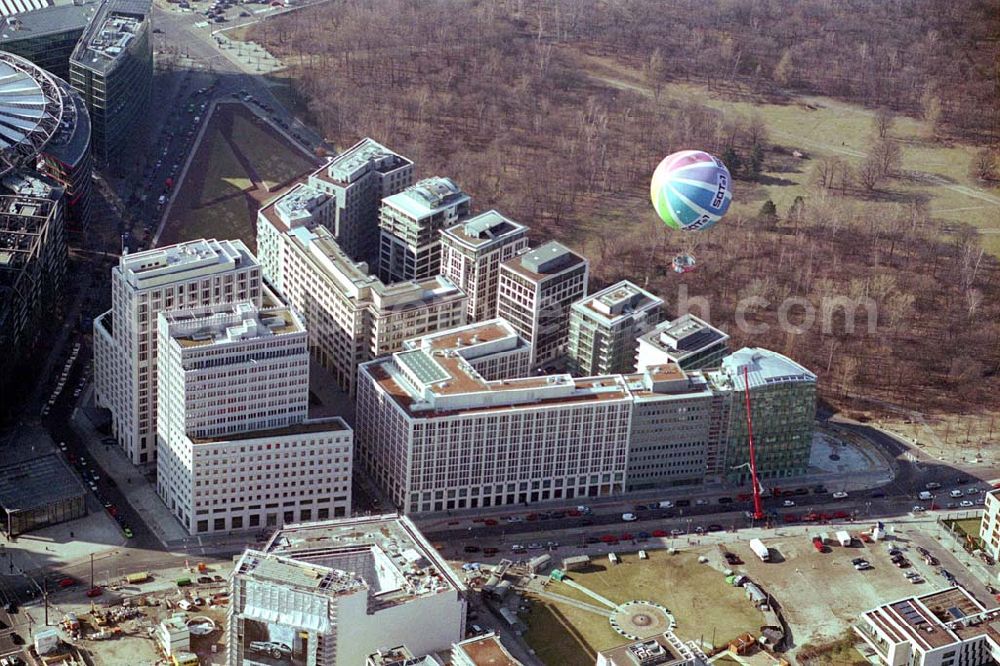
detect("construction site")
[23,562,231,666]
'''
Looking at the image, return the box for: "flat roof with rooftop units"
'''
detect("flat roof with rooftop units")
[857,586,1000,661]
[70,0,149,74]
[575,280,663,326]
[119,238,258,289]
[718,347,817,391]
[382,177,469,220]
[502,240,587,281]
[597,632,705,666]
[163,301,302,349]
[324,136,412,184]
[452,632,523,666]
[442,210,528,250]
[258,514,465,608]
[269,181,330,229]
[403,319,526,358]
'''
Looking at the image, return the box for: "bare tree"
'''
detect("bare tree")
[857,155,882,191]
[774,49,793,87]
[873,107,895,139]
[971,148,998,183]
[871,139,902,179]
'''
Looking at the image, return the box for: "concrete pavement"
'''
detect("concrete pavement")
[70,388,188,547]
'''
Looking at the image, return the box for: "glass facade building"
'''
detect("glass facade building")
[69,0,152,166]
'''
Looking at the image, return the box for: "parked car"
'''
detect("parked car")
[621,513,638,522]
[832,491,849,499]
[782,500,796,507]
[464,545,480,553]
[723,552,743,565]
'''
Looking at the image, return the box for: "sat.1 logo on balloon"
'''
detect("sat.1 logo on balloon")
[650,150,733,274]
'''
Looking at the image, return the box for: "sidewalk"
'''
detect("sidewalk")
[70,387,188,547]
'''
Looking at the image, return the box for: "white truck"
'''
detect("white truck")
[749,538,770,562]
[835,530,852,547]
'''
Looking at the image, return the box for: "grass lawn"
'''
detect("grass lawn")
[805,644,869,665]
[230,113,315,190]
[521,551,761,664]
[159,103,319,249]
[522,598,616,666]
[201,130,253,200]
[946,517,984,549]
[580,54,1000,254]
[159,127,256,247]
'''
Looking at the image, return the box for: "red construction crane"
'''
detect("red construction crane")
[744,365,766,521]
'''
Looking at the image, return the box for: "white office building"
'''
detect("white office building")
[635,314,730,372]
[497,241,589,368]
[357,319,816,511]
[306,137,413,264]
[356,342,633,514]
[439,211,529,322]
[567,280,663,376]
[155,301,351,535]
[227,515,466,666]
[400,319,532,382]
[855,587,1000,666]
[93,239,262,466]
[379,177,470,283]
[257,204,468,393]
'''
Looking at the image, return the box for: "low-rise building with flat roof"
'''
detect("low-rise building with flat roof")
[636,314,730,371]
[0,446,87,536]
[227,515,466,666]
[596,632,707,666]
[855,587,1000,666]
[452,632,523,666]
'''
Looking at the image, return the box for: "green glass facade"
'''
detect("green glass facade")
[69,0,152,166]
[1,26,85,81]
[725,379,816,482]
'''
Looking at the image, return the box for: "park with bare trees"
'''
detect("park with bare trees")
[247,0,1000,422]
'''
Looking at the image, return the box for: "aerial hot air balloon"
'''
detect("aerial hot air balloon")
[650,150,733,272]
